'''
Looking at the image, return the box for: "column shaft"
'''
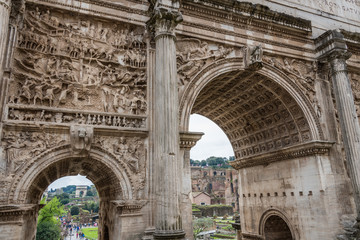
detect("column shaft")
[330,55,360,215]
[150,5,184,239]
[0,0,11,122]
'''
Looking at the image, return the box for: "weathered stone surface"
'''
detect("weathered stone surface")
[0,0,359,239]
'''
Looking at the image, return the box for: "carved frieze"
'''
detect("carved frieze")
[1,130,67,175]
[7,105,147,129]
[8,5,147,117]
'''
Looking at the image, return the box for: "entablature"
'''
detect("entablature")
[230,141,334,169]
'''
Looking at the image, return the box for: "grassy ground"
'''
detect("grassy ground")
[82,227,98,239]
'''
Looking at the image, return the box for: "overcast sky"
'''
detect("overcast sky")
[48,114,234,190]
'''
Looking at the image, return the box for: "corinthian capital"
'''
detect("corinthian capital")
[147,5,183,39]
[327,49,352,61]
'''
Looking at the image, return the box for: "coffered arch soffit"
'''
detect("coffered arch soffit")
[179,59,323,159]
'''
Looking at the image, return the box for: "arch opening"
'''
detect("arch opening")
[188,69,315,162]
[264,215,293,240]
[182,61,319,238]
[27,156,124,204]
[8,145,135,240]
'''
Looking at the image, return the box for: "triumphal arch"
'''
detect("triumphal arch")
[0,0,359,239]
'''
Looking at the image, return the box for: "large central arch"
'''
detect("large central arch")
[179,58,323,157]
[178,57,342,239]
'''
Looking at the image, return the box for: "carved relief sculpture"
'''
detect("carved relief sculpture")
[176,38,234,85]
[1,131,67,175]
[7,4,148,123]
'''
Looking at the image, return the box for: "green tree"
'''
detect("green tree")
[62,185,76,194]
[36,221,61,240]
[71,206,80,215]
[193,218,214,239]
[36,197,64,240]
[38,197,64,223]
[86,190,94,196]
[200,160,207,166]
[60,199,69,205]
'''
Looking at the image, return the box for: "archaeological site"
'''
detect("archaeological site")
[0,0,359,239]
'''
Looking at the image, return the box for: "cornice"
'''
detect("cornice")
[181,0,311,39]
[179,131,204,149]
[340,29,360,56]
[0,204,41,216]
[26,0,148,25]
[181,21,314,54]
[230,141,334,170]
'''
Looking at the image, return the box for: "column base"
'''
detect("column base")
[142,228,155,240]
[153,230,186,240]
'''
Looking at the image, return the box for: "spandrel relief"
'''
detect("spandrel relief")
[94,136,147,194]
[9,5,148,116]
[263,55,321,118]
[176,38,236,85]
[94,136,146,175]
[1,131,67,175]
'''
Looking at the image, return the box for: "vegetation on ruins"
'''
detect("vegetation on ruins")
[193,217,214,239]
[190,156,234,168]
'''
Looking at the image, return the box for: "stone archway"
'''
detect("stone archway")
[178,58,334,238]
[4,144,145,240]
[179,58,322,141]
[259,209,297,240]
[264,216,293,240]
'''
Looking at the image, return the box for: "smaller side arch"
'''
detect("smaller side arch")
[7,144,134,204]
[259,208,298,240]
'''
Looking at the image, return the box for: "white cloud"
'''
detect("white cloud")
[189,114,234,160]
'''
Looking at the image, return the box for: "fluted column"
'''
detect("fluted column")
[0,0,10,74]
[148,3,184,239]
[330,51,360,215]
[317,30,360,219]
[179,132,203,239]
[0,0,11,122]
